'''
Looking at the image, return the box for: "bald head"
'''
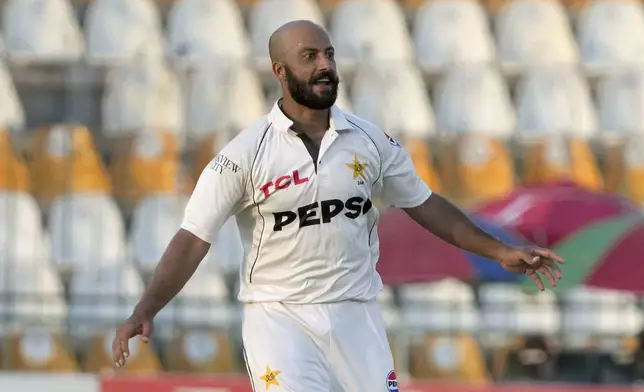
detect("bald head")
[269,20,339,110]
[269,20,329,63]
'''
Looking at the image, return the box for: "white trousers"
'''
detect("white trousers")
[242,300,399,392]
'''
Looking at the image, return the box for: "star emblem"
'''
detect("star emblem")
[345,154,369,181]
[260,364,281,390]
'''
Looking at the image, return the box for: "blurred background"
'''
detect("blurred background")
[2,0,644,389]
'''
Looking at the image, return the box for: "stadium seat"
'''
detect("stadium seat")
[185,64,266,142]
[516,67,598,138]
[192,134,222,179]
[84,329,161,374]
[0,131,29,192]
[249,0,325,70]
[131,195,188,274]
[351,62,435,139]
[26,124,112,207]
[560,0,592,14]
[0,265,68,334]
[2,328,78,372]
[110,131,181,208]
[480,0,510,13]
[413,0,495,72]
[202,216,245,277]
[102,59,184,137]
[68,264,144,340]
[399,279,479,333]
[495,0,578,71]
[597,69,644,135]
[518,135,604,191]
[48,194,127,275]
[166,0,250,66]
[577,0,644,72]
[435,134,515,205]
[155,271,237,339]
[0,63,25,131]
[85,0,164,65]
[404,138,443,193]
[602,135,644,204]
[409,333,489,382]
[561,287,643,350]
[330,0,413,73]
[478,283,560,340]
[0,192,48,266]
[434,65,516,137]
[2,0,84,62]
[164,330,237,373]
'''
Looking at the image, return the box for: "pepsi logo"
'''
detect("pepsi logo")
[386,370,399,392]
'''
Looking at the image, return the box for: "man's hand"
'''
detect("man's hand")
[497,247,565,291]
[112,315,153,368]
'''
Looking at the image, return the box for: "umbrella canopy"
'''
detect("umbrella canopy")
[376,209,527,285]
[476,182,640,248]
[519,214,644,293]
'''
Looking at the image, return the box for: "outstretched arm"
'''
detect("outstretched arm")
[131,229,210,320]
[403,193,512,261]
[403,193,563,290]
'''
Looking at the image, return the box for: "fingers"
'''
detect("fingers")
[538,265,557,287]
[543,258,563,280]
[112,335,126,368]
[528,271,545,291]
[531,248,565,264]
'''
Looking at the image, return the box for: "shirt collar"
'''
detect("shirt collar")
[268,99,353,133]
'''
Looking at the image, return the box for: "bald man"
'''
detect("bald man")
[111,20,563,391]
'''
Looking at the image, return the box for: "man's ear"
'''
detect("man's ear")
[272,62,285,80]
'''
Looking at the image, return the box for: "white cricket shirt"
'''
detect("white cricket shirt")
[181,101,432,304]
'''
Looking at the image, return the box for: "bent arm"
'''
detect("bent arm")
[403,193,512,261]
[131,229,210,320]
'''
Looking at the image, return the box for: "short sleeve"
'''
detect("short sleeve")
[379,132,432,208]
[180,142,249,243]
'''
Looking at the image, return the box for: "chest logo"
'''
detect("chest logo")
[259,169,309,199]
[346,154,369,185]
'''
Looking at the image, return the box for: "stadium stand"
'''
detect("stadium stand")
[85,0,165,66]
[166,0,250,66]
[1,0,644,385]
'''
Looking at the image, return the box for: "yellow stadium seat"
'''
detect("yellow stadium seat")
[26,124,111,207]
[110,131,181,208]
[405,138,443,193]
[520,136,603,191]
[317,0,345,13]
[0,131,30,192]
[602,137,644,205]
[192,134,221,180]
[436,134,515,205]
[2,329,78,372]
[560,0,591,14]
[83,331,161,374]
[481,0,510,14]
[410,333,489,383]
[163,330,236,374]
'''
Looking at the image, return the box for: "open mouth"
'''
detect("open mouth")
[313,77,333,86]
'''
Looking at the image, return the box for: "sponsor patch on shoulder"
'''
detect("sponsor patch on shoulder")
[384,132,401,148]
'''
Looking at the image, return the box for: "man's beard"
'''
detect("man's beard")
[284,66,339,110]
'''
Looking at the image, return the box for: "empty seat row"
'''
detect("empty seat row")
[4,60,644,141]
[3,123,644,211]
[0,191,244,275]
[4,0,644,72]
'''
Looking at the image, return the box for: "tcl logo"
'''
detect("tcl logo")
[273,197,372,231]
[259,170,308,199]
